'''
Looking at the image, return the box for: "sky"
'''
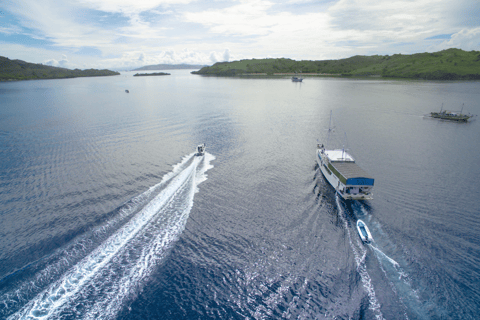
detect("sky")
[1,0,479,70]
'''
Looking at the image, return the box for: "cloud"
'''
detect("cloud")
[2,0,480,69]
[433,27,480,51]
[223,48,230,62]
[208,49,233,63]
[44,54,70,68]
[78,0,192,15]
[0,25,23,35]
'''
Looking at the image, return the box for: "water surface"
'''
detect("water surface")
[1,71,479,319]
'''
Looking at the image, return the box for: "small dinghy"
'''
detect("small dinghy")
[196,143,206,156]
[356,220,373,243]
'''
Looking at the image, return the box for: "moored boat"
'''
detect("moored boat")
[316,112,374,200]
[356,220,372,243]
[291,72,303,82]
[196,143,206,156]
[430,103,473,121]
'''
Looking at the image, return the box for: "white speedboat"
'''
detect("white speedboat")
[316,112,374,200]
[196,143,206,156]
[356,220,372,243]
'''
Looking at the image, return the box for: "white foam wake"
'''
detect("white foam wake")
[335,195,384,320]
[8,152,214,320]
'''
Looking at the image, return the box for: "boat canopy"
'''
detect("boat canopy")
[329,162,374,186]
[325,150,355,162]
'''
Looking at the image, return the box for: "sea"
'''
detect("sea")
[0,70,479,320]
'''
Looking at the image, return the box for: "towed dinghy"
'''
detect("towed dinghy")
[356,220,373,243]
[196,143,206,156]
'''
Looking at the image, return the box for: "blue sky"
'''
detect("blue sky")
[1,0,479,70]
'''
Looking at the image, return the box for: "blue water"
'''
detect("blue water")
[1,71,480,319]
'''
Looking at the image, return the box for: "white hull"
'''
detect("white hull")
[356,220,373,243]
[316,149,374,200]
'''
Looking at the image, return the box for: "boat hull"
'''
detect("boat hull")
[356,220,372,243]
[316,150,373,200]
[430,112,470,121]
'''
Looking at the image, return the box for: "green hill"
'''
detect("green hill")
[192,48,480,80]
[0,56,120,81]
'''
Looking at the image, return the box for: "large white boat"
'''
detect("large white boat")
[316,112,374,200]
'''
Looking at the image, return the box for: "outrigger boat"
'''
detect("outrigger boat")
[316,111,374,200]
[356,220,372,243]
[196,143,206,156]
[430,103,473,122]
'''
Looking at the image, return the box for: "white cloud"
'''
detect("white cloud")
[223,48,230,62]
[77,0,192,15]
[2,0,479,68]
[44,54,70,68]
[434,28,480,51]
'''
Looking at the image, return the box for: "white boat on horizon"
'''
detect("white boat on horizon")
[356,220,373,243]
[316,111,374,200]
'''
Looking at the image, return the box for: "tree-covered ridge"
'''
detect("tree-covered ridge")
[0,56,120,81]
[192,48,480,80]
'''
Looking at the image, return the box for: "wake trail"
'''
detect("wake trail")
[369,245,399,267]
[6,152,214,320]
[335,194,384,320]
[352,201,427,319]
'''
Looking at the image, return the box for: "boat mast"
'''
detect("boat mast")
[326,110,333,148]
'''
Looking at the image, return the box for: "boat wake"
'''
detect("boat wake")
[335,194,384,320]
[352,202,428,319]
[2,152,215,320]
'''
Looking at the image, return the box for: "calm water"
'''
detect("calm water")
[1,71,479,319]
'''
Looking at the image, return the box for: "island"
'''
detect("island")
[192,48,480,80]
[133,72,170,77]
[0,56,119,81]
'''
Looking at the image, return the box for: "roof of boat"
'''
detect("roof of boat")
[324,149,355,162]
[331,161,374,180]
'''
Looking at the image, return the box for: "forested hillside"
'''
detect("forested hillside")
[0,56,119,81]
[192,49,480,80]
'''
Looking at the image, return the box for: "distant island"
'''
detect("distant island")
[133,72,170,76]
[192,48,480,80]
[132,64,208,71]
[0,56,119,81]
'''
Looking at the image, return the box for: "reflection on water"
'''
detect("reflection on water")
[1,72,480,319]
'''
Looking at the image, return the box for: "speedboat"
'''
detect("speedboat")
[196,143,206,156]
[356,220,372,243]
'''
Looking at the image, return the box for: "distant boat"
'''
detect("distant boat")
[356,220,373,243]
[196,143,206,156]
[291,72,303,82]
[316,111,374,200]
[430,103,473,121]
[125,89,129,93]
